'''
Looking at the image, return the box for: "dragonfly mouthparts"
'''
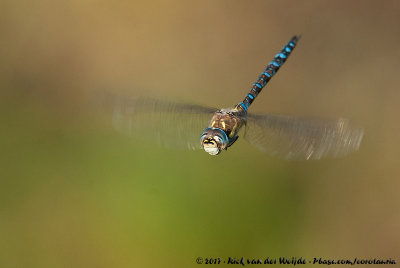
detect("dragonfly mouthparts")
[203,144,220,155]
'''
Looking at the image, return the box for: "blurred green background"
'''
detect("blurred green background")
[1,0,399,267]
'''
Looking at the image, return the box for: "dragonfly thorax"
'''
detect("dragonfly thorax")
[200,108,246,155]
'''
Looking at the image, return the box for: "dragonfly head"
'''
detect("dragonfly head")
[200,127,229,155]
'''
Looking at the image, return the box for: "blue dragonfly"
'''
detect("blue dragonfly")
[107,36,363,160]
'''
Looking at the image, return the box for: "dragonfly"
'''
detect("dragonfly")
[106,36,363,160]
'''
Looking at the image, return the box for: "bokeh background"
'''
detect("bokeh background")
[1,0,399,267]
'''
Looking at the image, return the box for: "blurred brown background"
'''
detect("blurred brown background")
[1,0,399,267]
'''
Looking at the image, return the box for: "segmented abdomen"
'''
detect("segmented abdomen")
[237,35,300,112]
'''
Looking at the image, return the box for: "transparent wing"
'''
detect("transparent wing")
[244,113,364,160]
[97,92,217,150]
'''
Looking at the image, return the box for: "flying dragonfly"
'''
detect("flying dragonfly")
[106,36,363,160]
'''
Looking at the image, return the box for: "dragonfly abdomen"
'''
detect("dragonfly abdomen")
[237,35,300,112]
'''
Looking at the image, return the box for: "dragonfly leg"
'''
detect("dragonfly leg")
[227,136,239,148]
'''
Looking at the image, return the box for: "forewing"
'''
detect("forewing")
[97,92,217,150]
[245,113,363,160]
